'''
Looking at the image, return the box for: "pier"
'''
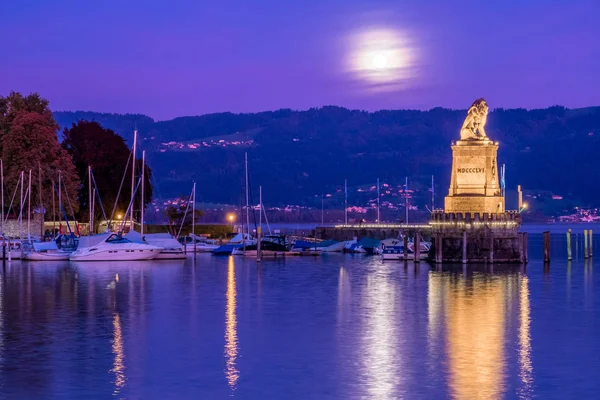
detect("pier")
[316,223,431,242]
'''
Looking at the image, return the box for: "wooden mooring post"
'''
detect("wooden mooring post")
[523,232,528,263]
[462,231,467,264]
[567,229,572,261]
[584,230,589,259]
[518,233,524,263]
[489,233,494,264]
[403,235,408,262]
[590,229,593,257]
[414,232,420,263]
[435,235,442,264]
[543,231,550,263]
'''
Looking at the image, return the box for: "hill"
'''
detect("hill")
[53,106,600,214]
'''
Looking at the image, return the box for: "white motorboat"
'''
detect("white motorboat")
[184,234,219,253]
[69,233,161,261]
[22,241,71,261]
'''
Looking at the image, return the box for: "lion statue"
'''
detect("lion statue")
[460,98,489,140]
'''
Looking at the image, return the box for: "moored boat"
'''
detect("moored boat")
[70,233,162,261]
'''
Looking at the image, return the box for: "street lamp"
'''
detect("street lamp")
[519,202,528,213]
[227,213,235,232]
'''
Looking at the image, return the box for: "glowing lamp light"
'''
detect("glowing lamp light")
[117,214,123,220]
[227,214,235,222]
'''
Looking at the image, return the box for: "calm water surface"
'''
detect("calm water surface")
[0,235,599,399]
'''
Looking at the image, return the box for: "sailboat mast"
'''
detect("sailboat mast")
[192,181,196,254]
[58,171,62,234]
[19,171,24,238]
[0,159,4,235]
[377,178,380,224]
[88,166,93,235]
[321,194,324,226]
[38,162,43,240]
[130,128,137,231]
[344,179,347,225]
[51,180,55,237]
[141,150,145,236]
[92,188,95,235]
[431,175,435,211]
[245,152,249,238]
[27,169,31,240]
[259,185,262,230]
[405,176,408,224]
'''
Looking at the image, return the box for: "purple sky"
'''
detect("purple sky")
[1,0,599,120]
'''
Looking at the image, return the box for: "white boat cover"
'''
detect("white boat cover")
[32,241,59,251]
[77,233,111,248]
[127,231,182,250]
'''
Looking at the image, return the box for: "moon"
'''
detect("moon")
[371,53,389,70]
[348,29,416,88]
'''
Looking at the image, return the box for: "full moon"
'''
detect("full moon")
[372,53,389,69]
[348,29,416,88]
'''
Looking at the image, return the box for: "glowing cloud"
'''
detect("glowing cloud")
[348,29,417,90]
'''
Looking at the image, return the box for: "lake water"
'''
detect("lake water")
[0,235,599,399]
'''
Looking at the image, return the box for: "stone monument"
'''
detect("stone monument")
[445,98,505,214]
[430,98,525,264]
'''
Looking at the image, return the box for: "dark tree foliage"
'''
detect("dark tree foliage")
[62,121,152,227]
[164,198,203,236]
[0,92,80,225]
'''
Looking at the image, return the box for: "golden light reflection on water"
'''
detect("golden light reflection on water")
[111,312,126,394]
[518,275,533,399]
[225,256,239,390]
[337,267,351,324]
[443,274,509,400]
[361,272,399,399]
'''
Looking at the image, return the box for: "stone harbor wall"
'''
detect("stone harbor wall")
[3,215,43,238]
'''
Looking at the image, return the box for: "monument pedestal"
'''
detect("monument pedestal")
[445,138,504,215]
[430,98,524,264]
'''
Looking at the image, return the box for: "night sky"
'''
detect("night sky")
[1,0,599,119]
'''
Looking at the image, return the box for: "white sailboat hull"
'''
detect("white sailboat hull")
[154,249,187,260]
[23,251,71,261]
[0,250,23,260]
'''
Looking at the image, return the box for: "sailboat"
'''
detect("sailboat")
[71,136,161,262]
[23,169,80,261]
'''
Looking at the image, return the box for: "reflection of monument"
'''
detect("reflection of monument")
[445,99,505,214]
[427,270,533,399]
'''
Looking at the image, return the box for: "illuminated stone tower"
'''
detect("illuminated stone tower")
[444,98,505,214]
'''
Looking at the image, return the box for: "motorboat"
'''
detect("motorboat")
[380,238,429,261]
[212,233,256,255]
[127,231,187,260]
[69,233,162,261]
[232,235,291,257]
[181,234,219,253]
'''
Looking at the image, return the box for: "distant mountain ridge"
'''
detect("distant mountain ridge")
[53,106,600,213]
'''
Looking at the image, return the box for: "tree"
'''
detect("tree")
[62,121,152,230]
[0,92,80,232]
[164,197,203,236]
